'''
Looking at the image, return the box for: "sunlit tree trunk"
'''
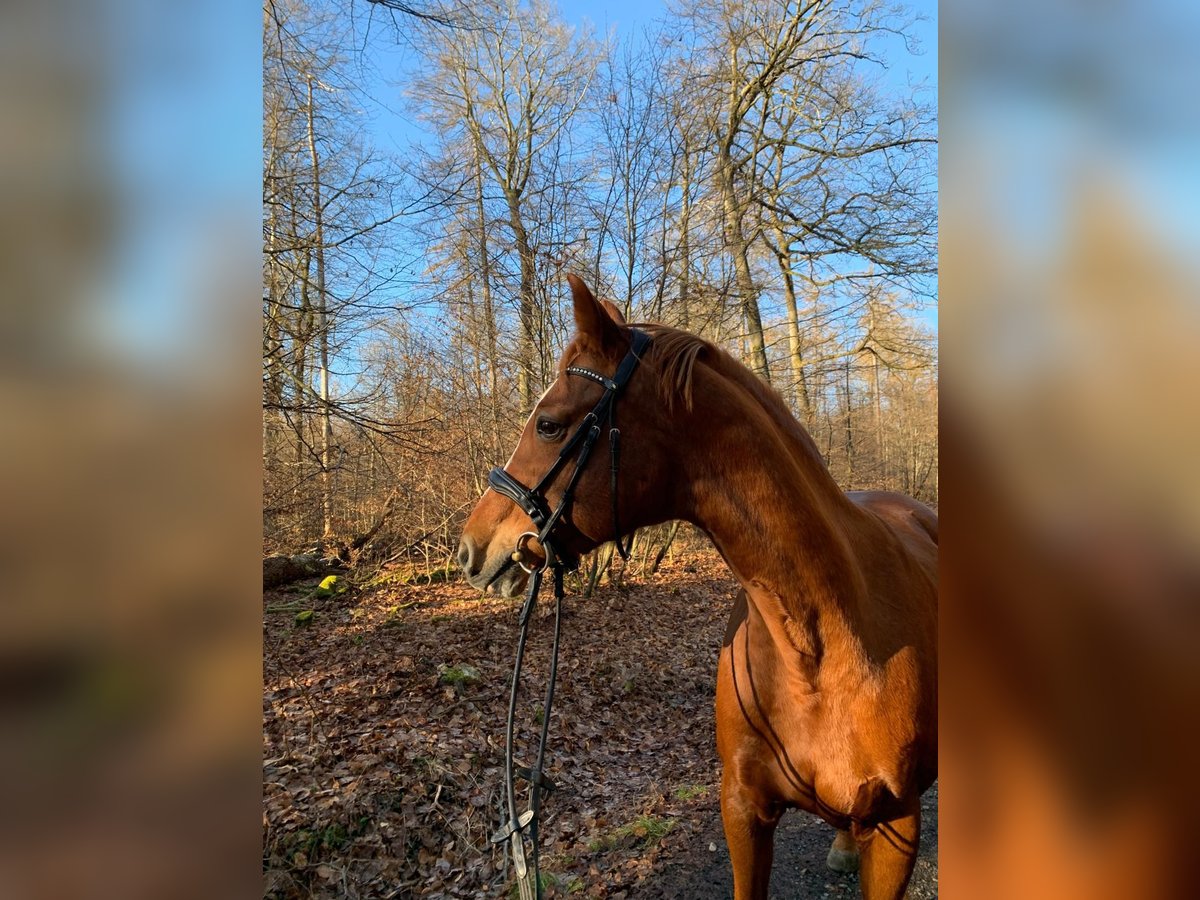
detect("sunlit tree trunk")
[768,227,813,422]
[504,188,537,410]
[843,359,855,486]
[677,141,694,330]
[475,167,501,454]
[718,144,769,381]
[307,76,334,546]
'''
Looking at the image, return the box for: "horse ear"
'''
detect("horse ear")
[600,299,627,326]
[567,273,625,352]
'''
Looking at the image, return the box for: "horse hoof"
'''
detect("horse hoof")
[826,846,860,873]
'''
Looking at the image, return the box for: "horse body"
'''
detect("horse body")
[459,276,936,900]
[667,347,937,900]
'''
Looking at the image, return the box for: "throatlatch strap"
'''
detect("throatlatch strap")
[608,407,627,560]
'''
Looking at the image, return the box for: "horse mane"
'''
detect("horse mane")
[633,324,709,412]
[634,324,792,421]
[633,322,832,467]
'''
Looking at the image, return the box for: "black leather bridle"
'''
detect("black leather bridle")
[486,328,650,900]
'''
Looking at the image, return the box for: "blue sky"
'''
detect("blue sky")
[559,0,938,90]
[356,0,937,161]
[97,0,934,369]
[347,0,938,335]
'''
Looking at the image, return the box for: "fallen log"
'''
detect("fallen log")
[263,553,345,590]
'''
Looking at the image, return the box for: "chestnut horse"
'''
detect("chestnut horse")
[459,275,937,900]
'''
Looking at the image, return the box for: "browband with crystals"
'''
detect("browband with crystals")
[565,366,616,391]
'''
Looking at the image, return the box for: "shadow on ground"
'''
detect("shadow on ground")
[637,783,937,899]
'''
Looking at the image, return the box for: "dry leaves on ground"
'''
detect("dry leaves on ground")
[263,550,741,899]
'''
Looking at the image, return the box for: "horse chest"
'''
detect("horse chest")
[715,615,922,823]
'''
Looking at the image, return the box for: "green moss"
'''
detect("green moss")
[437,664,481,686]
[314,575,347,598]
[286,821,351,855]
[621,815,673,844]
[588,815,674,852]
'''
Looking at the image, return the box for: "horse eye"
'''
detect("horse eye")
[536,417,565,441]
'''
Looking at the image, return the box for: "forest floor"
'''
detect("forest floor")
[263,549,937,899]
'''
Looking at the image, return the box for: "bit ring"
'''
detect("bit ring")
[511,532,542,574]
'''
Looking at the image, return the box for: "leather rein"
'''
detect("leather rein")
[485,328,650,900]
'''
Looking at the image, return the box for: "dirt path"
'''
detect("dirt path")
[641,783,937,899]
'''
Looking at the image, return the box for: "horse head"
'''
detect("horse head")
[457,274,668,597]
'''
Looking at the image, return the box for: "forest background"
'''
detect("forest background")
[263,0,938,573]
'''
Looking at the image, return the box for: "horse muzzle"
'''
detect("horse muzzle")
[458,535,532,597]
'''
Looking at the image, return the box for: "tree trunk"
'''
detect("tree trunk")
[718,150,770,382]
[475,167,501,454]
[264,199,285,415]
[772,229,813,422]
[624,199,636,314]
[650,520,681,576]
[263,553,345,590]
[307,77,334,547]
[843,360,855,486]
[293,194,311,483]
[505,189,537,410]
[677,143,693,330]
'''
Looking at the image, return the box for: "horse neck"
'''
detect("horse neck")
[673,359,870,628]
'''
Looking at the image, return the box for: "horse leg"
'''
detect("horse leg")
[826,828,860,872]
[854,805,920,900]
[720,772,779,900]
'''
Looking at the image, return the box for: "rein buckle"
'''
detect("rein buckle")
[489,808,535,845]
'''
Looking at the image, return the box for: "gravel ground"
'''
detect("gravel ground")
[635,783,937,899]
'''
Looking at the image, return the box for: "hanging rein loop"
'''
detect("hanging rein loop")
[485,329,649,900]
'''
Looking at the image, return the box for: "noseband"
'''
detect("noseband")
[486,328,650,900]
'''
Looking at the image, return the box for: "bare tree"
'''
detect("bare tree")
[413,0,597,409]
[261,0,939,570]
[668,0,935,387]
[591,36,674,317]
[264,0,430,549]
